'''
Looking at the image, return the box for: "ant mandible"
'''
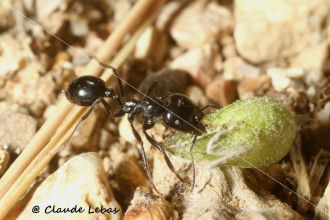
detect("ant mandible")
[64,59,212,193]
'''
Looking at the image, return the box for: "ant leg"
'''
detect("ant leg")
[91,56,125,97]
[199,104,221,112]
[189,135,198,191]
[104,65,124,97]
[51,99,100,155]
[145,82,159,97]
[113,109,125,117]
[128,114,161,195]
[143,122,186,183]
[100,99,112,116]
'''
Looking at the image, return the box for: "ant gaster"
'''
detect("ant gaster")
[64,60,209,193]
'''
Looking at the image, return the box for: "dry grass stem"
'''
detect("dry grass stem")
[290,142,311,213]
[0,0,166,218]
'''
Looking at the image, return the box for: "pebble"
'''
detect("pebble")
[267,69,292,92]
[170,0,233,48]
[70,110,97,151]
[267,67,305,92]
[170,44,220,88]
[0,34,26,77]
[0,110,37,151]
[35,0,64,20]
[290,41,329,71]
[119,115,136,144]
[6,61,57,116]
[125,188,175,220]
[223,57,260,80]
[237,76,269,100]
[206,79,238,106]
[134,27,169,66]
[186,86,209,108]
[266,66,324,98]
[16,153,123,220]
[316,102,330,122]
[70,19,89,37]
[305,69,324,86]
[234,0,330,63]
[99,128,115,150]
[152,151,189,194]
[107,147,147,208]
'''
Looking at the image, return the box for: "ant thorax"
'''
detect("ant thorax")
[140,97,164,119]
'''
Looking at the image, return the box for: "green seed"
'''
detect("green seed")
[165,97,296,168]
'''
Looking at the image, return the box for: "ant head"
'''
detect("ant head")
[65,75,107,106]
[163,94,206,135]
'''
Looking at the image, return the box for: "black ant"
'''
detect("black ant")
[64,59,213,193]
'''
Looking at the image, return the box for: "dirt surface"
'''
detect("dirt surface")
[0,0,329,219]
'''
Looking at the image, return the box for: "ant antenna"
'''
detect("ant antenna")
[89,56,125,97]
[190,135,198,191]
[199,104,221,113]
[51,99,100,155]
[145,82,159,97]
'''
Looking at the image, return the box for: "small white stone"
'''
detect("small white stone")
[119,115,136,144]
[305,69,323,86]
[35,0,64,20]
[316,102,330,122]
[0,34,26,76]
[267,68,291,92]
[70,19,89,37]
[306,86,316,97]
[102,157,112,172]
